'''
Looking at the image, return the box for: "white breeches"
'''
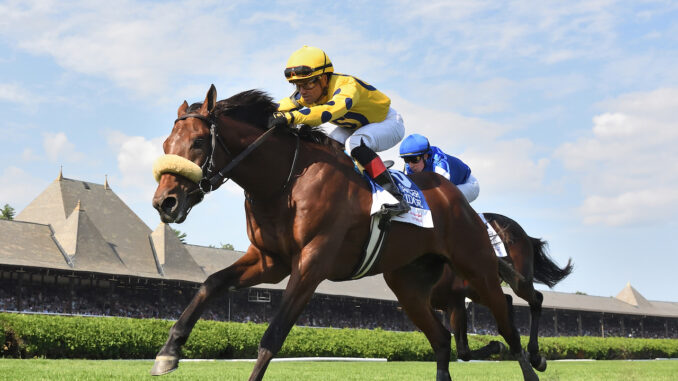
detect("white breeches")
[328,107,405,153]
[457,174,479,203]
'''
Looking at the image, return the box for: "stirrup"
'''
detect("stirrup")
[380,199,410,216]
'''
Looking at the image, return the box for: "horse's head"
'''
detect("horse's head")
[152,85,218,223]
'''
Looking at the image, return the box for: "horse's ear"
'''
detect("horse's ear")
[177,100,189,117]
[201,84,217,114]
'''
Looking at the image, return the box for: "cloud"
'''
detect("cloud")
[42,132,84,162]
[555,88,678,226]
[0,166,45,208]
[463,139,550,193]
[0,83,32,104]
[384,93,549,195]
[0,1,246,97]
[21,148,40,161]
[580,188,678,226]
[106,131,164,202]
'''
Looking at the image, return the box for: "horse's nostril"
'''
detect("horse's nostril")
[161,197,177,214]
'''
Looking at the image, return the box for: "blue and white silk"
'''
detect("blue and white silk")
[366,170,434,228]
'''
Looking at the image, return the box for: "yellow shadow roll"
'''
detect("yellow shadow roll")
[152,154,203,184]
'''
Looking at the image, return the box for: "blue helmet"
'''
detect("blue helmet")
[399,134,430,157]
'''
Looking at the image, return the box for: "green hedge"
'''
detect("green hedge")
[1,313,676,360]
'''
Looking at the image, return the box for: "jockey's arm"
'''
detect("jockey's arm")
[280,83,361,127]
[278,92,302,112]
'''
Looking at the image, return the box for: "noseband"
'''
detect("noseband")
[169,112,299,198]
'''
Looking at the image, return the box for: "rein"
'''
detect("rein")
[171,113,299,198]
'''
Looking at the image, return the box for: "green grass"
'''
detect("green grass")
[0,359,676,380]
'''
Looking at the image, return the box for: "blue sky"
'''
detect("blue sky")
[1,1,677,302]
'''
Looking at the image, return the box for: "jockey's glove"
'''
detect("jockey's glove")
[268,112,289,129]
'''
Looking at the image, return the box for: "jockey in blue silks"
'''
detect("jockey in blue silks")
[399,134,479,203]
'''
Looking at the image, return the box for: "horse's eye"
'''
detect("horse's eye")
[192,138,205,149]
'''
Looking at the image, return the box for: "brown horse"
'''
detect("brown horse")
[150,85,539,381]
[431,213,573,371]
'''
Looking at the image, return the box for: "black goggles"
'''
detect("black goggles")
[403,155,424,164]
[284,63,332,79]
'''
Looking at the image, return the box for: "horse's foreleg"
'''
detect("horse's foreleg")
[151,246,287,376]
[449,294,506,361]
[385,263,451,381]
[248,245,329,381]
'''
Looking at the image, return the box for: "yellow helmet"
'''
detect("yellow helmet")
[284,45,333,82]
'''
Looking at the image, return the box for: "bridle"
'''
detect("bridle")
[176,113,300,198]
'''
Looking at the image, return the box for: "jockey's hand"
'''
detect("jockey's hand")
[268,112,289,129]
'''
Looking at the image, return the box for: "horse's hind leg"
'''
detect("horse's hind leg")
[527,291,546,371]
[448,293,472,362]
[385,256,452,381]
[151,246,288,376]
[501,257,547,371]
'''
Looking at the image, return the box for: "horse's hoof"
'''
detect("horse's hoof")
[150,355,179,376]
[518,350,540,381]
[495,341,507,354]
[532,355,547,372]
[436,369,452,381]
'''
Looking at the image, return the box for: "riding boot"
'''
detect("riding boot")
[373,169,411,216]
[350,140,410,217]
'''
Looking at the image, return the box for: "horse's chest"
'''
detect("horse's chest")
[247,212,295,253]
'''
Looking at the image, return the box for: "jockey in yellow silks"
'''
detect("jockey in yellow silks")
[271,45,409,216]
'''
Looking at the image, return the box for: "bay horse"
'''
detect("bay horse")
[431,213,573,371]
[150,85,539,381]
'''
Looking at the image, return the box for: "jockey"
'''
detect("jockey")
[272,45,409,216]
[399,134,479,203]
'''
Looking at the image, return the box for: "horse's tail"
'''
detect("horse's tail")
[530,236,574,288]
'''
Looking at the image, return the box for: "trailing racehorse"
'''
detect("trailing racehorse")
[431,213,573,371]
[150,85,540,381]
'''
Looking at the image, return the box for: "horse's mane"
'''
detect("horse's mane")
[204,89,333,146]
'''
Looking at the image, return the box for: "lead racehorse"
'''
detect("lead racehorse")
[150,85,539,381]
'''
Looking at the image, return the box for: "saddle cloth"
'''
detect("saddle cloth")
[479,213,508,257]
[365,169,434,228]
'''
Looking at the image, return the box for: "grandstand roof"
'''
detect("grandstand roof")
[1,173,677,318]
[6,175,203,282]
[504,285,678,318]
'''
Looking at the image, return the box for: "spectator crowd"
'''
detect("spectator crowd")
[1,273,676,338]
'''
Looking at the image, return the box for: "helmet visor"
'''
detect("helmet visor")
[285,65,314,79]
[284,62,333,79]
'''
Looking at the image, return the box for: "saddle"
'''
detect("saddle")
[349,168,434,279]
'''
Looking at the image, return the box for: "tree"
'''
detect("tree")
[170,227,187,243]
[220,243,234,250]
[1,204,15,220]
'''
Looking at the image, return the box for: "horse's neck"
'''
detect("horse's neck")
[229,129,302,201]
[242,138,356,204]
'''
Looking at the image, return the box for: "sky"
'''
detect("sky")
[1,1,677,302]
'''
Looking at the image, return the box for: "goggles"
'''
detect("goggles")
[294,77,319,91]
[403,155,424,164]
[284,63,333,79]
